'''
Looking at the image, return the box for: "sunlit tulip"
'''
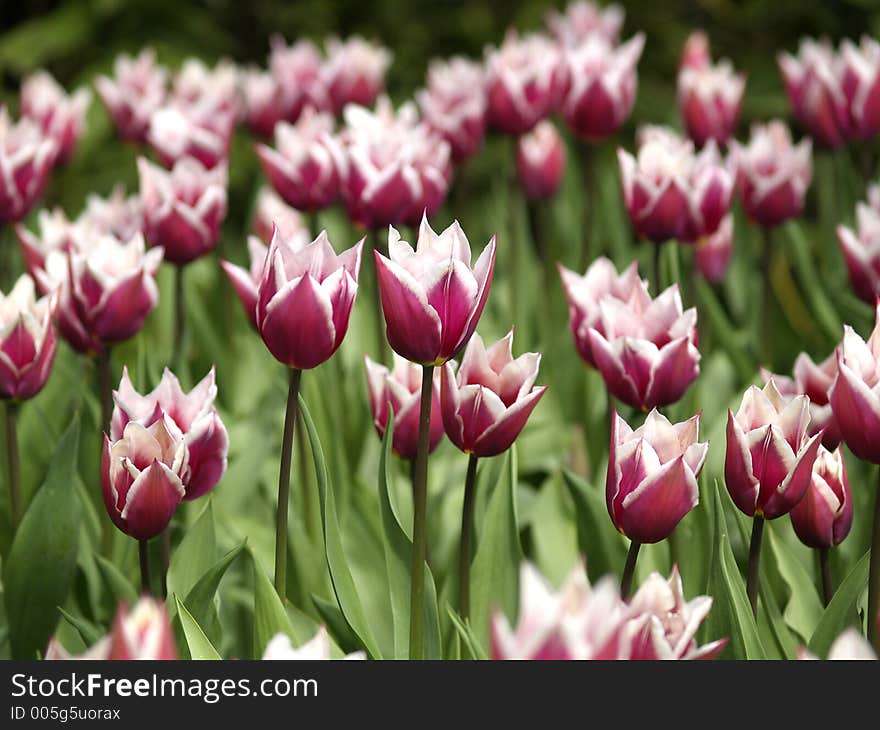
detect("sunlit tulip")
[838,200,880,304]
[725,380,822,519]
[374,218,495,365]
[268,36,328,120]
[241,68,286,138]
[546,1,624,47]
[146,104,234,170]
[95,48,168,143]
[20,71,91,165]
[108,598,177,660]
[695,214,734,282]
[516,121,566,200]
[0,108,56,224]
[323,36,392,115]
[250,186,308,244]
[263,627,365,660]
[789,446,853,549]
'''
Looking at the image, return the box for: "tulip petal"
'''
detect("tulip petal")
[473,385,548,457]
[618,455,699,543]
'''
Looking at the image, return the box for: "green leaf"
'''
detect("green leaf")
[174,594,221,660]
[180,542,246,644]
[312,594,363,656]
[766,526,824,642]
[57,608,103,648]
[94,555,138,607]
[4,417,81,659]
[250,549,296,659]
[808,550,870,657]
[167,499,216,602]
[446,606,488,660]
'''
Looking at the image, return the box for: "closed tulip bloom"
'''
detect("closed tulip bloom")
[101,418,187,541]
[790,446,853,549]
[15,208,77,275]
[241,68,286,138]
[81,186,143,242]
[732,121,812,227]
[0,108,56,224]
[677,32,745,147]
[558,257,647,367]
[546,1,624,47]
[374,218,496,365]
[256,229,363,370]
[257,107,343,212]
[323,36,392,115]
[365,354,443,460]
[20,71,91,165]
[618,126,733,244]
[840,37,880,140]
[111,367,228,500]
[108,598,177,660]
[587,284,700,410]
[171,58,241,120]
[250,186,307,244]
[695,214,734,282]
[560,33,644,142]
[607,410,707,544]
[146,104,234,171]
[516,120,566,200]
[268,36,328,120]
[484,31,563,136]
[725,380,822,519]
[441,330,547,457]
[95,48,168,143]
[0,275,57,401]
[138,156,227,265]
[838,201,880,303]
[263,627,365,660]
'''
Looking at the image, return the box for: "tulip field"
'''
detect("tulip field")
[3,0,880,663]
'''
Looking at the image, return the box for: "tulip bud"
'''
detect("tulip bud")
[838,202,880,304]
[546,1,624,48]
[263,626,366,660]
[82,186,143,242]
[146,104,234,171]
[364,354,443,460]
[95,48,168,144]
[250,186,308,245]
[440,330,547,457]
[695,214,734,282]
[102,419,187,540]
[0,275,57,401]
[725,380,822,519]
[516,121,566,200]
[323,36,392,115]
[20,71,91,166]
[790,446,853,549]
[256,229,363,370]
[108,598,177,660]
[241,68,286,138]
[374,217,495,366]
[838,37,880,140]
[268,36,328,121]
[607,410,707,544]
[171,58,241,121]
[0,108,56,224]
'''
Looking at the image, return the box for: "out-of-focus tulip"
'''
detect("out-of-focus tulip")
[268,37,328,120]
[417,57,487,162]
[240,68,286,138]
[607,410,707,544]
[81,186,143,242]
[95,48,168,143]
[516,120,566,200]
[790,446,853,549]
[171,58,241,121]
[440,330,546,457]
[101,419,187,540]
[263,627,365,660]
[0,108,56,224]
[838,200,880,303]
[799,628,878,660]
[830,304,880,463]
[0,275,57,401]
[108,598,177,660]
[731,120,812,227]
[725,380,822,519]
[560,33,644,142]
[15,208,76,275]
[546,1,624,47]
[839,37,880,140]
[146,104,234,171]
[20,71,91,165]
[251,186,307,244]
[558,257,647,367]
[695,214,734,282]
[45,636,111,660]
[138,156,227,265]
[365,354,443,460]
[677,32,745,147]
[111,367,228,500]
[257,108,343,212]
[587,283,700,410]
[256,229,363,370]
[484,31,563,136]
[323,36,392,115]
[374,218,495,365]
[618,126,733,243]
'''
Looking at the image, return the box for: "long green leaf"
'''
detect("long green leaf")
[181,542,246,643]
[175,594,221,660]
[808,550,870,657]
[167,499,217,602]
[766,526,824,642]
[93,554,138,607]
[250,549,296,659]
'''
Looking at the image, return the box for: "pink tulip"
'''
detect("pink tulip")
[618,126,733,243]
[138,156,227,265]
[95,48,168,143]
[440,330,547,457]
[0,108,56,224]
[322,36,392,115]
[15,208,77,275]
[146,104,234,171]
[838,201,880,303]
[101,418,187,540]
[677,32,745,147]
[484,31,564,136]
[587,283,700,410]
[268,37,328,120]
[257,107,343,212]
[108,598,177,660]
[0,275,57,401]
[790,446,853,549]
[170,58,241,121]
[546,1,624,47]
[725,380,822,519]
[560,33,644,142]
[516,120,566,200]
[111,367,228,500]
[250,186,308,244]
[256,229,363,370]
[374,218,495,365]
[558,257,647,367]
[364,354,444,460]
[263,627,365,660]
[241,68,286,138]
[20,71,91,165]
[731,120,812,227]
[81,186,143,242]
[841,37,880,140]
[695,213,734,282]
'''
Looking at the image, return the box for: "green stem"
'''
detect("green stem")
[652,241,663,296]
[370,228,388,362]
[409,364,435,659]
[160,528,170,599]
[620,540,641,600]
[457,454,479,620]
[760,227,773,367]
[4,401,22,530]
[274,368,302,600]
[98,348,114,556]
[139,539,152,596]
[295,410,315,542]
[868,475,880,651]
[578,142,594,270]
[746,516,765,618]
[818,547,833,607]
[172,265,186,372]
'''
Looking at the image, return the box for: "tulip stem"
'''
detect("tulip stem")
[369,228,388,362]
[818,547,833,607]
[409,364,435,659]
[4,401,22,531]
[868,475,880,650]
[652,241,663,295]
[274,367,302,601]
[578,142,594,269]
[458,454,479,621]
[172,265,186,371]
[746,516,765,618]
[97,348,114,556]
[138,539,152,595]
[160,529,170,599]
[620,540,641,600]
[760,227,773,366]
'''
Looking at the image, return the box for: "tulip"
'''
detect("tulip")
[45,635,111,660]
[138,156,228,265]
[81,186,143,242]
[838,201,880,304]
[250,186,308,244]
[695,213,734,282]
[677,32,745,147]
[257,107,343,213]
[484,31,563,136]
[516,120,566,200]
[146,104,234,171]
[20,71,91,165]
[323,36,392,115]
[240,68,286,138]
[839,37,880,140]
[560,33,644,142]
[95,48,168,143]
[263,627,366,660]
[15,208,77,278]
[364,354,443,461]
[0,108,56,224]
[268,36,328,120]
[546,1,624,47]
[799,628,878,660]
[171,58,241,120]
